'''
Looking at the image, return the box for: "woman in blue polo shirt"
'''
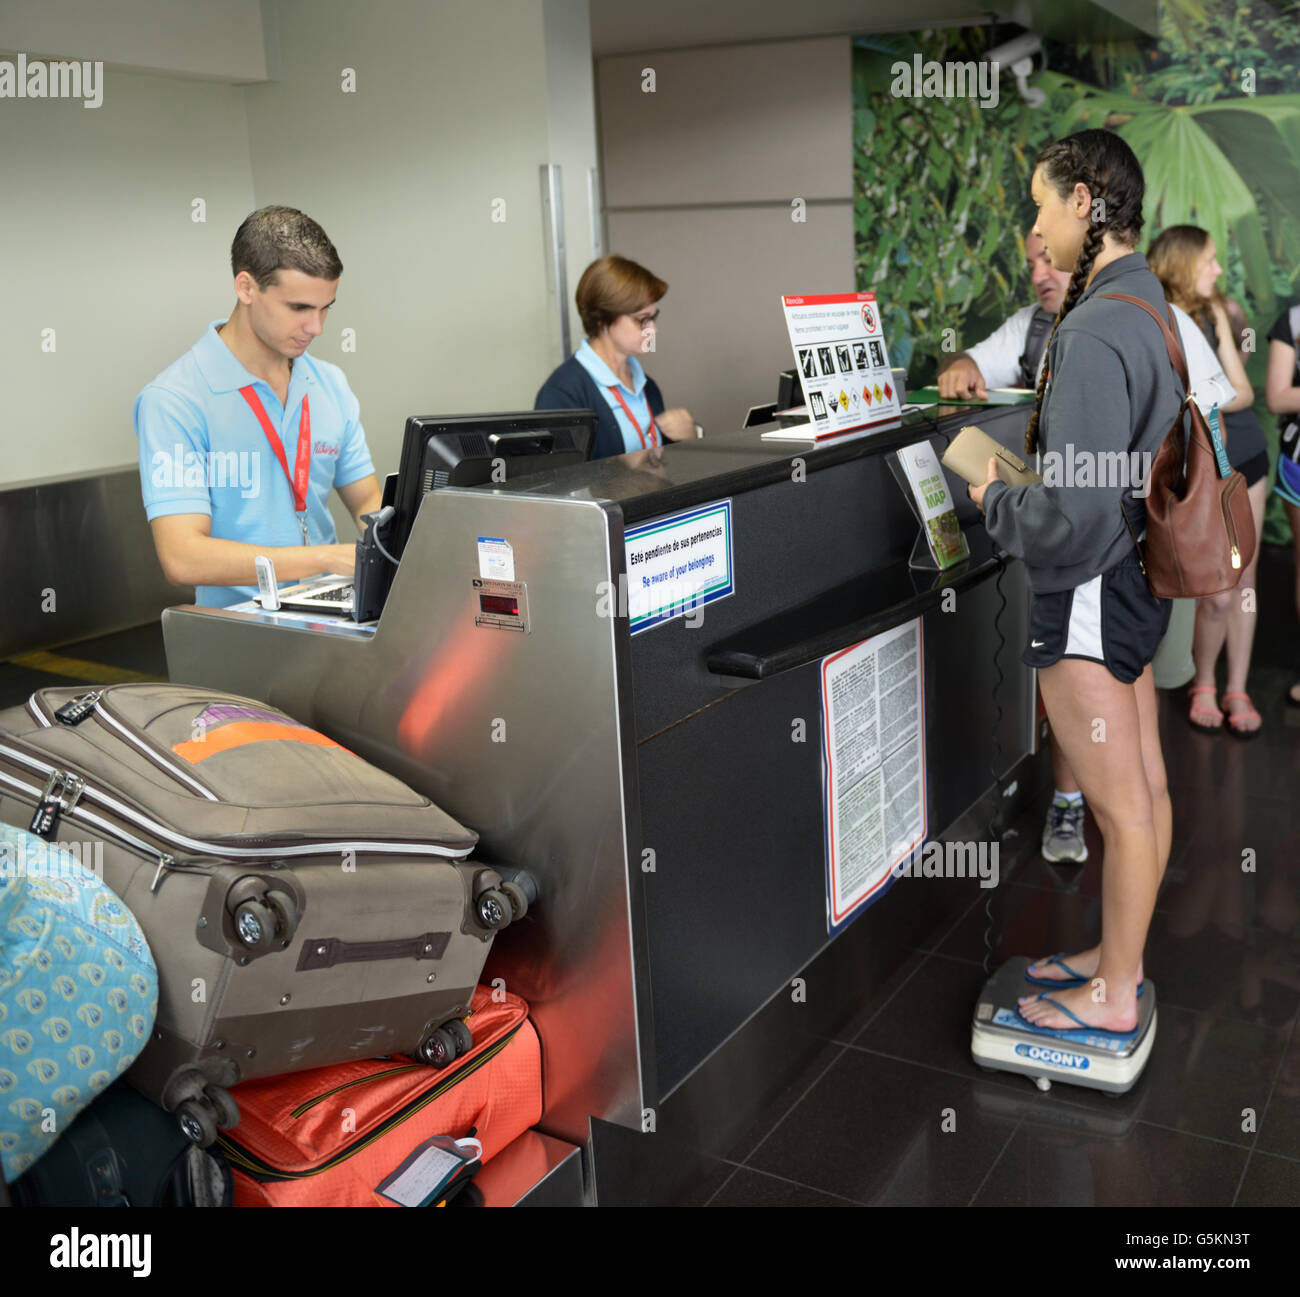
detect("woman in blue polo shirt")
[535,255,697,458]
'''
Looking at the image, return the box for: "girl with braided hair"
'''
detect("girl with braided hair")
[970,130,1184,1038]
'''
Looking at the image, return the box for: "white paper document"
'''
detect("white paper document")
[820,618,926,930]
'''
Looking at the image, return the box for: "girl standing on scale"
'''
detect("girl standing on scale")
[970,130,1183,1036]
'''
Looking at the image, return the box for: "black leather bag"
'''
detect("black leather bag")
[8,1081,231,1208]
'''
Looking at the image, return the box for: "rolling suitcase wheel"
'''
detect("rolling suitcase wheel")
[445,1019,473,1057]
[175,1097,218,1148]
[264,889,299,946]
[232,898,277,953]
[418,1026,459,1069]
[499,880,529,922]
[204,1085,241,1130]
[475,888,512,930]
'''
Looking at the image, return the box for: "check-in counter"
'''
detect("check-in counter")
[163,399,1041,1205]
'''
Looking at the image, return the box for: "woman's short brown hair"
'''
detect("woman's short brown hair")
[575,255,667,337]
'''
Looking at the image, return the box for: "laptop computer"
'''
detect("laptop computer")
[257,574,354,615]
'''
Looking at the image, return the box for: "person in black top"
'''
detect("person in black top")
[1264,301,1300,707]
[1148,226,1269,736]
[535,255,697,459]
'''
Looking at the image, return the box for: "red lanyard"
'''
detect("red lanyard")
[239,385,311,543]
[609,385,658,449]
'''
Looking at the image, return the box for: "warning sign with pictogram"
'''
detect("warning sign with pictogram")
[779,291,901,436]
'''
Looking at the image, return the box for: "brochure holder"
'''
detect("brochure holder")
[887,451,940,571]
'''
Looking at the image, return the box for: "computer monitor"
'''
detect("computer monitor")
[388,408,597,561]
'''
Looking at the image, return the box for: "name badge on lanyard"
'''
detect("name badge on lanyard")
[609,385,658,449]
[240,385,312,544]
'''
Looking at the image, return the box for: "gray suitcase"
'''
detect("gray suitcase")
[0,684,532,1147]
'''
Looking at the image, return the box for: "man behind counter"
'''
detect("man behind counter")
[937,229,1062,400]
[134,206,382,607]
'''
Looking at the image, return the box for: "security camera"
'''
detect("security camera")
[985,33,1043,68]
[986,32,1045,108]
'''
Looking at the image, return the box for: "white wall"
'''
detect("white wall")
[242,0,568,512]
[542,0,601,352]
[0,0,598,507]
[0,68,256,487]
[0,0,270,80]
[596,36,854,436]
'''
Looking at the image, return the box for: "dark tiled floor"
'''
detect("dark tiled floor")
[672,545,1300,1207]
[671,752,1300,1205]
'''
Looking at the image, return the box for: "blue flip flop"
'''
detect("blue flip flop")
[1014,994,1140,1043]
[1023,954,1089,987]
[1024,955,1146,997]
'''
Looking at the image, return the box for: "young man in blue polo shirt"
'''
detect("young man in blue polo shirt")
[134,206,381,607]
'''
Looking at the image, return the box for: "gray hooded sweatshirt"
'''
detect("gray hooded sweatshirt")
[982,251,1186,593]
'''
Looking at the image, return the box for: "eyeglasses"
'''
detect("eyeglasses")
[629,311,659,326]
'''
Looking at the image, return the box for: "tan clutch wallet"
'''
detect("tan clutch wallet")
[941,425,1041,487]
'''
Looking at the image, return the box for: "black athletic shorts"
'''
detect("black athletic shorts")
[1022,548,1172,684]
[1236,449,1269,488]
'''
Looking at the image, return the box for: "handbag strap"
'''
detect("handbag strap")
[1098,293,1190,393]
[1098,292,1191,579]
[1120,498,1147,576]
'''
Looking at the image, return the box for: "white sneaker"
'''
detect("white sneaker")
[1041,798,1088,862]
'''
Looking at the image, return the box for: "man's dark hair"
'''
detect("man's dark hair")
[230,206,343,289]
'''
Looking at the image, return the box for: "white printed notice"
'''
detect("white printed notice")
[820,618,926,932]
[782,291,901,435]
[624,500,734,634]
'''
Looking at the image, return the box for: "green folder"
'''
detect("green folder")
[909,387,1033,407]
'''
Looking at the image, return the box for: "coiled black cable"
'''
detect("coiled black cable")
[982,554,1010,977]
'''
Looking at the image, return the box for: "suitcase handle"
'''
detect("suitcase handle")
[295,931,452,971]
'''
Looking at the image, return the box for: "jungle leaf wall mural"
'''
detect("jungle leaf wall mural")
[854,0,1300,541]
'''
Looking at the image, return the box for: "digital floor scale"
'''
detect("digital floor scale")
[970,957,1157,1095]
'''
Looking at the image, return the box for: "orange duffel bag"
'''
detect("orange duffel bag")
[216,987,541,1206]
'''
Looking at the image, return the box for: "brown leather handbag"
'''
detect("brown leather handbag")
[1101,293,1255,598]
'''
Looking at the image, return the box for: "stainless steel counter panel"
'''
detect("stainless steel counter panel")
[470,1131,587,1206]
[165,489,649,1145]
[1,467,191,657]
[163,401,1038,1184]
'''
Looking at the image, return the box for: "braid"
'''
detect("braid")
[1025,223,1104,456]
[1024,130,1143,456]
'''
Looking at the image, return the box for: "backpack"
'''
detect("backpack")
[1100,293,1255,598]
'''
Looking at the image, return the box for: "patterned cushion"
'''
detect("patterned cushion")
[0,823,158,1181]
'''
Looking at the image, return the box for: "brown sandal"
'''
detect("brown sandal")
[1187,684,1223,732]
